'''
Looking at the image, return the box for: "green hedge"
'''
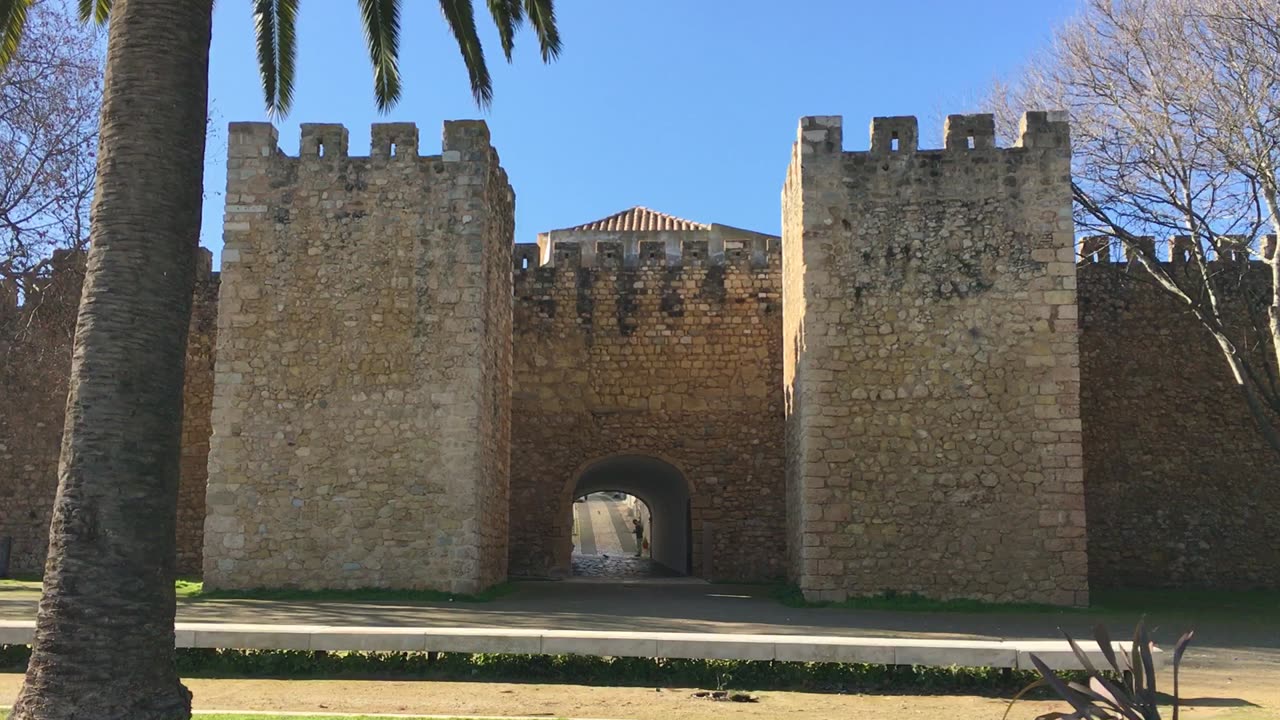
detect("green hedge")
[0,645,1076,695]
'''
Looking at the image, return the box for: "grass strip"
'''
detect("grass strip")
[770,584,1280,616]
[3,578,515,604]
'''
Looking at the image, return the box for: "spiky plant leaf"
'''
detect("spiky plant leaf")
[76,0,110,25]
[1003,677,1050,720]
[253,0,299,117]
[486,0,522,60]
[0,0,32,66]
[1172,630,1194,720]
[1094,624,1123,675]
[522,0,559,61]
[358,0,401,112]
[1030,654,1101,719]
[439,0,491,107]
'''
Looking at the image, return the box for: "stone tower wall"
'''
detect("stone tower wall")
[509,234,786,581]
[783,113,1089,605]
[0,249,217,575]
[1079,252,1280,589]
[202,121,513,593]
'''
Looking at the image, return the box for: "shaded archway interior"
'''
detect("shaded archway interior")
[569,455,691,575]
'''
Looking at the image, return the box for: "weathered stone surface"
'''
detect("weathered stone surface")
[1079,256,1280,589]
[200,121,513,594]
[0,249,217,575]
[509,222,786,582]
[782,114,1089,604]
[2,112,1277,599]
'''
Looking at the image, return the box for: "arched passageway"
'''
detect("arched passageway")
[565,455,692,576]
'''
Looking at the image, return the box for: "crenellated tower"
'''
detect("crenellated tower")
[204,120,514,594]
[783,112,1088,604]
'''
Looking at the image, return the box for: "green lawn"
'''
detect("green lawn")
[2,578,514,604]
[771,584,1280,617]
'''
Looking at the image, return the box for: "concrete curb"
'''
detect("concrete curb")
[0,620,1159,670]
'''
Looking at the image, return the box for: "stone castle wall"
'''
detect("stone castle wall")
[1079,253,1280,589]
[783,113,1089,604]
[2,113,1278,597]
[201,121,514,593]
[0,249,217,575]
[509,232,786,581]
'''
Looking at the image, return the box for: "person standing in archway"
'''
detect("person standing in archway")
[632,517,645,557]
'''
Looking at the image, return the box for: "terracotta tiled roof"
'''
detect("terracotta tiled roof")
[551,206,711,233]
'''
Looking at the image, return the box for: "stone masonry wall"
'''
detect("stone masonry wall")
[203,121,513,593]
[783,113,1088,605]
[0,249,217,575]
[509,233,786,581]
[1079,253,1280,589]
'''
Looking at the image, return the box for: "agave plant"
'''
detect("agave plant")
[1006,618,1194,720]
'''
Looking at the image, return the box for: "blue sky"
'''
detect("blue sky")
[202,0,1077,265]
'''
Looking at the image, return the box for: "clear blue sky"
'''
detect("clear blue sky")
[201,0,1077,265]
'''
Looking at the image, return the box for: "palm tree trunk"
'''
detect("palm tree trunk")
[12,0,213,717]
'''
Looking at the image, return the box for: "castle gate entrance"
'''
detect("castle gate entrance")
[568,455,691,577]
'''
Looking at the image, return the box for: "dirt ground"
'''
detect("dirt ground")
[2,667,1275,720]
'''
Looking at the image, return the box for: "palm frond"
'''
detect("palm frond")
[486,0,522,61]
[76,0,111,25]
[358,0,401,112]
[0,0,33,67]
[522,0,559,62]
[253,0,299,117]
[439,0,491,107]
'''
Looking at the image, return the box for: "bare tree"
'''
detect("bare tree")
[0,0,100,293]
[990,0,1280,455]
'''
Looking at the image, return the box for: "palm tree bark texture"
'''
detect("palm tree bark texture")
[12,0,213,717]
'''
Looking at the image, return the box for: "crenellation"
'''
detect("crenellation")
[1124,236,1156,262]
[299,122,349,158]
[370,122,419,158]
[639,240,666,267]
[1016,110,1071,150]
[517,232,781,272]
[228,121,280,159]
[943,113,996,151]
[1079,236,1110,263]
[869,115,915,154]
[513,243,540,271]
[1170,235,1194,264]
[596,240,624,268]
[681,240,709,267]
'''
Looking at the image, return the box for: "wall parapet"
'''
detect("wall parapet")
[798,111,1069,159]
[1076,235,1279,265]
[513,233,779,272]
[227,120,496,162]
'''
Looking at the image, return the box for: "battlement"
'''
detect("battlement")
[1,247,214,314]
[1077,235,1279,265]
[0,248,86,314]
[794,111,1070,158]
[513,233,778,273]
[227,119,495,162]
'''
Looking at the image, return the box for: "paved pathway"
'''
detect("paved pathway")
[571,495,670,579]
[2,581,1276,680]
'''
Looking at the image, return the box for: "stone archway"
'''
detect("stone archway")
[559,454,692,576]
